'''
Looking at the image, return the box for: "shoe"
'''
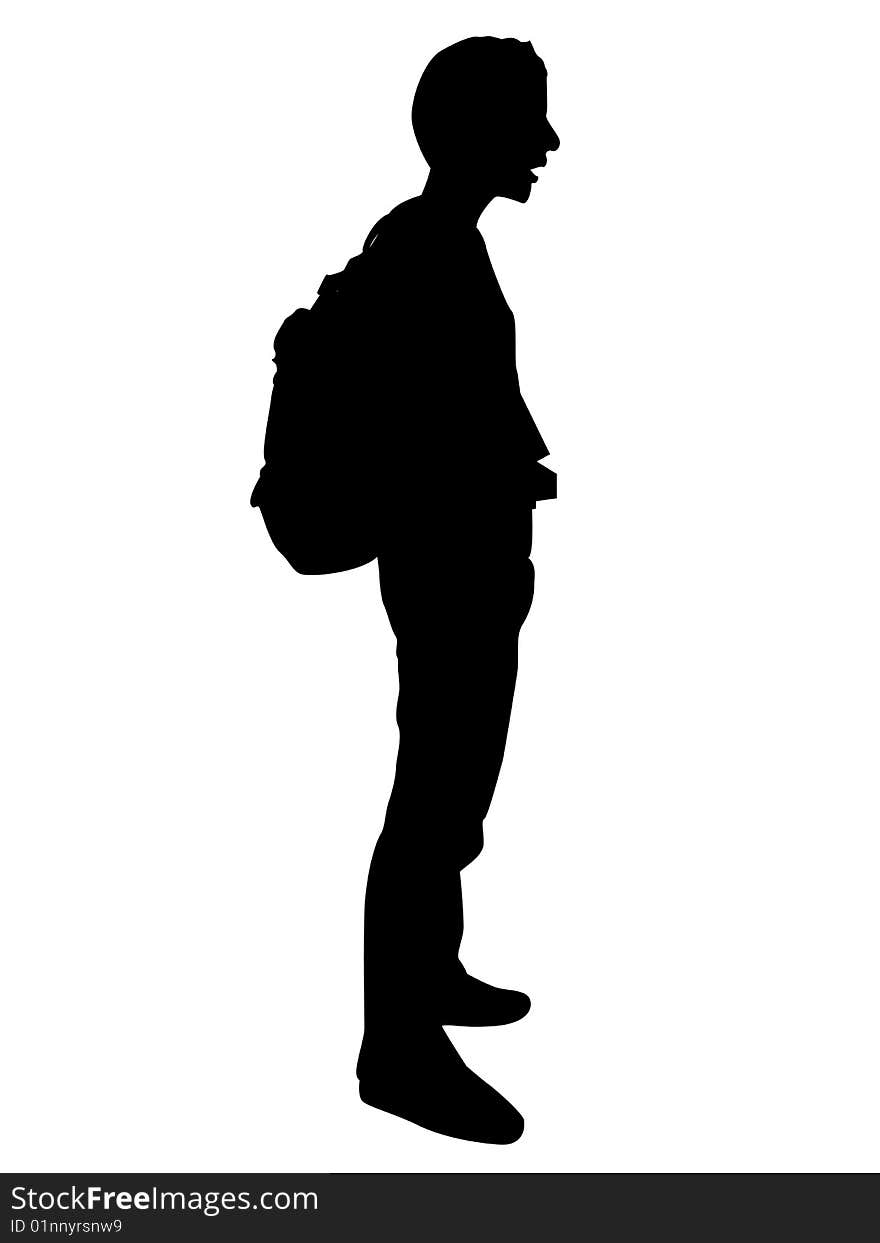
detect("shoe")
[440,972,531,1027]
[358,1029,524,1144]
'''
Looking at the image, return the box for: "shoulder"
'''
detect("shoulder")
[363,198,475,283]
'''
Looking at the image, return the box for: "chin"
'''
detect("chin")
[499,179,534,204]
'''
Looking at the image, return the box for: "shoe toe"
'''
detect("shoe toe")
[479,1086,524,1144]
[442,976,532,1027]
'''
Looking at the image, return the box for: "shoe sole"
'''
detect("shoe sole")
[358,1081,524,1145]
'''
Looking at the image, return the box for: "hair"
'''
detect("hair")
[412,36,546,169]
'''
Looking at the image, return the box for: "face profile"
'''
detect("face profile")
[412,36,560,207]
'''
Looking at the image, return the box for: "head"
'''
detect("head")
[412,37,560,204]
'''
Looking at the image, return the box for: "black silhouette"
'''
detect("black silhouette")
[252,36,559,1143]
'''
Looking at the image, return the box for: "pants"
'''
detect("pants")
[362,505,535,1049]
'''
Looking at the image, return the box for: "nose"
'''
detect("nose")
[545,119,560,153]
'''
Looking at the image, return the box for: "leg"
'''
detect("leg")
[362,548,534,1039]
[356,505,535,1141]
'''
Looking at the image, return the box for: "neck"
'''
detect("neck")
[421,171,494,228]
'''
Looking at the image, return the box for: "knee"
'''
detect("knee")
[377,808,484,872]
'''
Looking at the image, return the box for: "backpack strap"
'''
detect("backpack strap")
[362,197,422,251]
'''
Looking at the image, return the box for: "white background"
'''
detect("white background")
[2,0,879,1173]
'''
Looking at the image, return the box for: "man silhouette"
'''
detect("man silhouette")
[354,37,559,1143]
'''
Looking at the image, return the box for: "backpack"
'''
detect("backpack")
[250,233,385,575]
